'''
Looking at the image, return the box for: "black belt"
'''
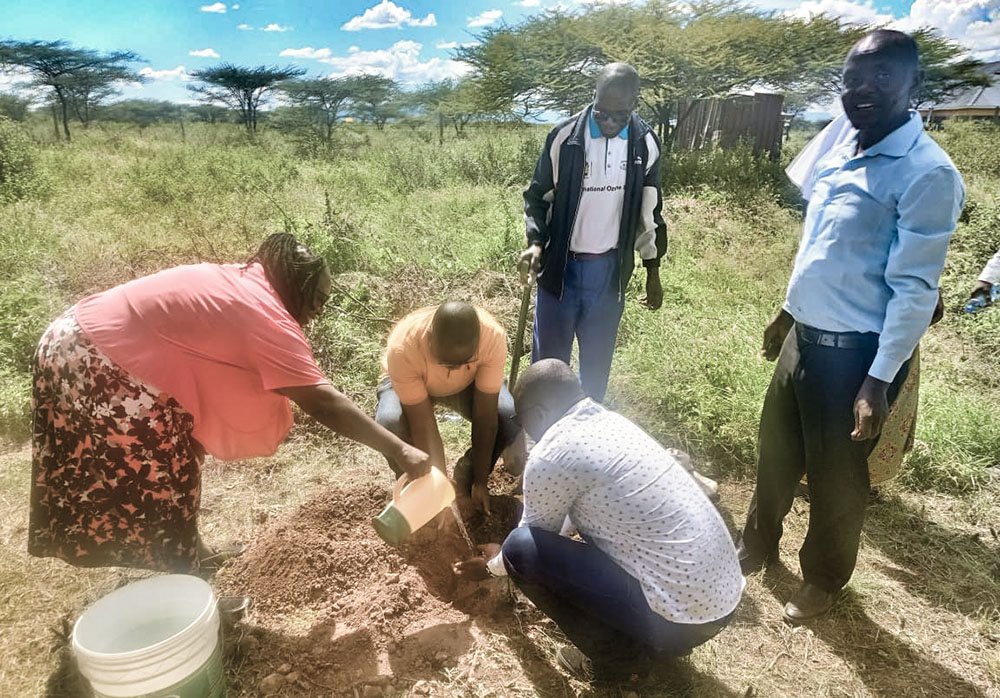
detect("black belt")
[569,249,616,261]
[795,323,876,350]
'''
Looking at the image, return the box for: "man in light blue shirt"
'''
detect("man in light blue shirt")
[738,30,965,624]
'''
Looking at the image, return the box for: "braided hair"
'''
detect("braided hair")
[249,233,328,325]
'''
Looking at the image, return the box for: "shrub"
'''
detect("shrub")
[0,117,47,203]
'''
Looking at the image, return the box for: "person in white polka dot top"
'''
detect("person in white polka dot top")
[455,359,744,681]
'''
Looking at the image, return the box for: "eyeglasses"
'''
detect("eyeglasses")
[592,104,632,123]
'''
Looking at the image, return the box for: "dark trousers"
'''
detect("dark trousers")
[374,379,520,483]
[532,253,625,402]
[501,527,730,676]
[742,324,908,592]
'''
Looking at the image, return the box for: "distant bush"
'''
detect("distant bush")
[931,120,1000,180]
[0,117,47,203]
[663,144,799,214]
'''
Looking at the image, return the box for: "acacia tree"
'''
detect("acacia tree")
[457,1,986,145]
[344,74,400,131]
[278,76,353,141]
[188,63,305,132]
[0,40,141,140]
[66,63,138,128]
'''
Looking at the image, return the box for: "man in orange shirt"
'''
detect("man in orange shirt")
[376,301,521,513]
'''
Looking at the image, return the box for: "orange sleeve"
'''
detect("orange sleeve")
[473,320,507,395]
[386,344,429,405]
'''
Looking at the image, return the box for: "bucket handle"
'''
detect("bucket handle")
[393,473,412,501]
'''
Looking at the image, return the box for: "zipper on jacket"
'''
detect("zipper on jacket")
[561,158,587,302]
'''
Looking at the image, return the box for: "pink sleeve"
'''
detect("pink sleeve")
[245,315,329,391]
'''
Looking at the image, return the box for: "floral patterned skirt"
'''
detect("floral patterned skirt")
[28,309,204,573]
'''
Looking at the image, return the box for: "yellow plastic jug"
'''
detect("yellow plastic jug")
[372,467,456,547]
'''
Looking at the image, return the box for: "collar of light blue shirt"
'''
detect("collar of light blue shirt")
[589,109,630,140]
[848,110,924,160]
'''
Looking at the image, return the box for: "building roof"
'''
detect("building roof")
[927,61,1000,110]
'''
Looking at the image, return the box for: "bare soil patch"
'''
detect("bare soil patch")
[218,483,526,696]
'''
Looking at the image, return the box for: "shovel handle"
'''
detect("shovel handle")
[508,282,533,391]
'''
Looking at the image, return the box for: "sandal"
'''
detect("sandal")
[199,543,247,571]
[218,595,253,623]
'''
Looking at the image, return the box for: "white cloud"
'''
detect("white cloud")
[517,0,541,6]
[907,0,1000,60]
[341,1,438,31]
[189,48,221,58]
[319,40,470,83]
[139,65,191,81]
[280,46,333,59]
[781,0,1000,61]
[263,23,291,31]
[200,2,227,13]
[785,0,893,25]
[237,23,252,30]
[436,41,459,49]
[0,66,32,87]
[468,9,502,26]
[409,13,438,27]
[231,3,240,8]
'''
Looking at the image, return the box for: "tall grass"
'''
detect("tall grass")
[0,118,997,494]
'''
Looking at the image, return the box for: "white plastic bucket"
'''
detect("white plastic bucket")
[72,574,225,698]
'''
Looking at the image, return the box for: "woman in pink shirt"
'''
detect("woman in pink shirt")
[28,234,429,574]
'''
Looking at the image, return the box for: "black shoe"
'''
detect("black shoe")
[736,535,776,575]
[782,582,836,624]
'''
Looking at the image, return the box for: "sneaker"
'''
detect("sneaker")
[556,646,594,681]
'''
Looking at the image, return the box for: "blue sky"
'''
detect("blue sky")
[0,0,996,105]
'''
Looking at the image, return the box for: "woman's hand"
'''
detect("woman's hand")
[395,443,432,479]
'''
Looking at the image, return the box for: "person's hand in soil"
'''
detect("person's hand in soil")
[452,543,502,581]
[471,481,492,516]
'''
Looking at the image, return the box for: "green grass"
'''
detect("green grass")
[0,118,998,493]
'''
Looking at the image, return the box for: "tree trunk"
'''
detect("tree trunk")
[50,103,60,141]
[179,118,186,143]
[57,89,72,141]
[438,112,444,146]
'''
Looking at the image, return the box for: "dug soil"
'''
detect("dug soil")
[218,480,531,697]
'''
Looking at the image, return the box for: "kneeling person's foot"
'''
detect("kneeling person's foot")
[556,645,650,684]
[556,646,593,682]
[783,582,836,624]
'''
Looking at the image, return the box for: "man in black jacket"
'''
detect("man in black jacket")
[519,63,667,402]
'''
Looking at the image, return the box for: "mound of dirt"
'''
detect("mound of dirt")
[219,484,522,695]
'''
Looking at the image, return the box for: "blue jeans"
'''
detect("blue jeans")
[501,527,731,676]
[532,253,625,402]
[375,379,519,486]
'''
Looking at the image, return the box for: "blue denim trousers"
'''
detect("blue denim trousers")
[501,527,731,676]
[532,253,625,402]
[374,378,519,483]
